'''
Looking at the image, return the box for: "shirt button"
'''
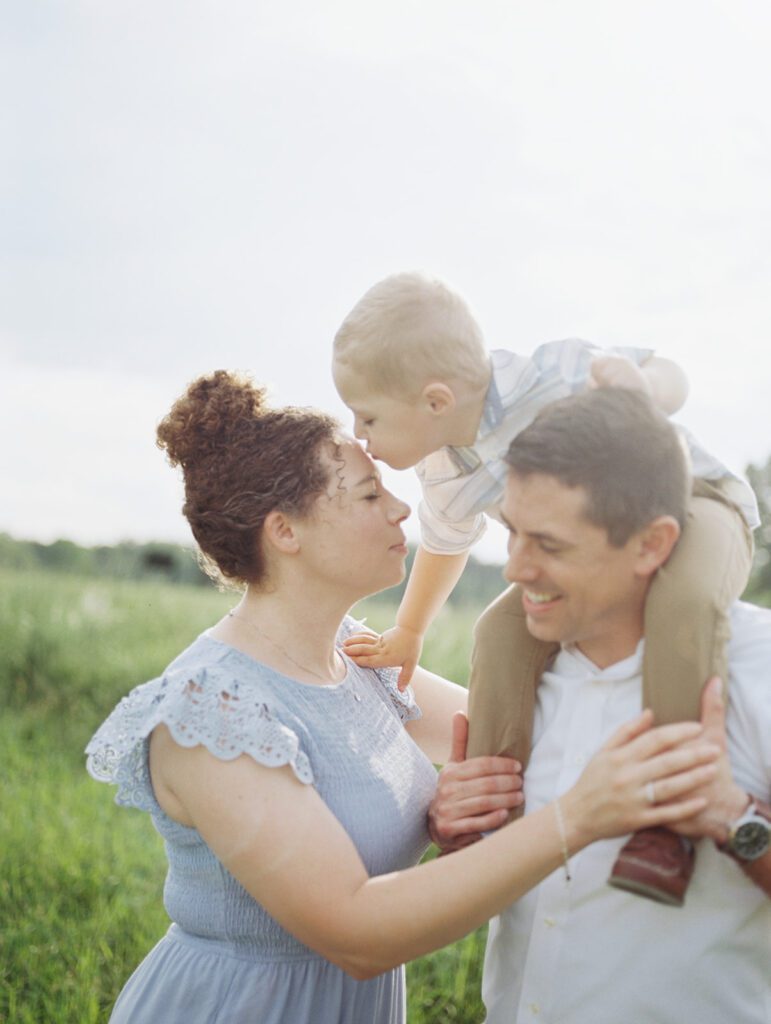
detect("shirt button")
[574,753,586,766]
[529,1003,540,1015]
[544,917,556,927]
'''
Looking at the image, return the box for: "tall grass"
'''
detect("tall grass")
[1,569,489,1023]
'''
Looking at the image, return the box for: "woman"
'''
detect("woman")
[87,371,717,1024]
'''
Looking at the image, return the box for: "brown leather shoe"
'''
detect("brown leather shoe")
[608,827,696,906]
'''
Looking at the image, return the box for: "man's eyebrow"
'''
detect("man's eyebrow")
[499,512,567,545]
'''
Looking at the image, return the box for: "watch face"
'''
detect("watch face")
[733,819,771,861]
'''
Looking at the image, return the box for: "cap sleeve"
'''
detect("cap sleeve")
[85,664,314,811]
[337,616,422,725]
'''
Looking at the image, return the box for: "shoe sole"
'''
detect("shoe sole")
[607,875,685,907]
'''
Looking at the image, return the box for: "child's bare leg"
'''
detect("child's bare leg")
[467,585,558,820]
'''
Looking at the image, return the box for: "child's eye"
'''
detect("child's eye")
[363,419,374,427]
[364,492,381,502]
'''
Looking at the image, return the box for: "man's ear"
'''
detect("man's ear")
[634,515,681,577]
[262,509,301,556]
[420,382,456,416]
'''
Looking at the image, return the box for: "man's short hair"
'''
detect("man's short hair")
[505,388,691,545]
[333,272,489,397]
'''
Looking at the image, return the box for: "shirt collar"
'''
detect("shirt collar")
[553,639,645,683]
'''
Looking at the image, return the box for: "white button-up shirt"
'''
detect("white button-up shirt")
[416,340,760,556]
[482,601,771,1024]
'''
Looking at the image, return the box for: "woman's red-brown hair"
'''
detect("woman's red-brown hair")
[156,370,339,586]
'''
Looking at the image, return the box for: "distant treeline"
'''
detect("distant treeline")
[0,533,508,609]
[3,451,769,608]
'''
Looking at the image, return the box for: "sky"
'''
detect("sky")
[3,0,770,564]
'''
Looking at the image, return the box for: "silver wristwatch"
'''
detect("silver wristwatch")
[717,796,771,863]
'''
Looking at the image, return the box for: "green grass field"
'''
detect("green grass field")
[1,569,490,1024]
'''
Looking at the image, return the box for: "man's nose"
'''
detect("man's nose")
[504,541,538,584]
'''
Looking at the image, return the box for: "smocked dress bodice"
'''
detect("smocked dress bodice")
[86,619,438,1023]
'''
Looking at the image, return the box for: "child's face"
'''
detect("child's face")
[333,366,443,470]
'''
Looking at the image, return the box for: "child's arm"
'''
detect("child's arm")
[342,546,469,689]
[590,354,689,415]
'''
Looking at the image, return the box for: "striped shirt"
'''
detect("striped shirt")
[416,339,759,555]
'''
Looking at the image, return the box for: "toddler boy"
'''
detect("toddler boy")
[332,272,757,906]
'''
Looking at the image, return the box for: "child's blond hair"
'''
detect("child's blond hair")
[333,272,489,397]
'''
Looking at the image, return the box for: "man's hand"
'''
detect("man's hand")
[342,625,423,690]
[668,677,748,842]
[589,354,653,396]
[427,712,523,854]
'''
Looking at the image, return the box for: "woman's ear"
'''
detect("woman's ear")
[420,382,456,416]
[634,515,681,577]
[262,509,301,556]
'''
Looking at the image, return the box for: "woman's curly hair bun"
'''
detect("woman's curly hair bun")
[156,371,339,586]
[157,370,267,470]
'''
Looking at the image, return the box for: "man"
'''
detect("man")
[430,388,771,1024]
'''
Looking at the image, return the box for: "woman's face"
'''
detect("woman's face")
[298,439,411,598]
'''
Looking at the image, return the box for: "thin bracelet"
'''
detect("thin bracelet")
[553,798,572,882]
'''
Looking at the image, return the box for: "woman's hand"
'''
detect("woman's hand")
[561,710,720,851]
[342,625,424,689]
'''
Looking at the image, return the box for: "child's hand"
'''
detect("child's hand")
[589,354,652,396]
[342,625,424,690]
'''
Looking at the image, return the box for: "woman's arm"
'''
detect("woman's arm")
[150,713,718,980]
[404,666,467,763]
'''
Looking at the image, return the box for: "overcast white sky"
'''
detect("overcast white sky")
[2,0,770,563]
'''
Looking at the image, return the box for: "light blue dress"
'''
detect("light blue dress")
[86,618,438,1024]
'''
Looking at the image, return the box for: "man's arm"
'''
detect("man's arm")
[669,677,771,897]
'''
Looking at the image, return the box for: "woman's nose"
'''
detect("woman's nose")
[388,497,411,524]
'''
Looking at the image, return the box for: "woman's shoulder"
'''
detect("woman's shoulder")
[85,633,315,810]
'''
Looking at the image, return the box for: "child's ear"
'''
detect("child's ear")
[420,382,456,416]
[633,515,681,577]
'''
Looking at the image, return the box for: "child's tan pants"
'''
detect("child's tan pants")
[466,479,754,796]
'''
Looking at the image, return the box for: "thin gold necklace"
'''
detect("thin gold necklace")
[227,610,345,685]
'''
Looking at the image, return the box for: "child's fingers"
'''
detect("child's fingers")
[342,632,382,650]
[346,651,394,669]
[397,658,417,690]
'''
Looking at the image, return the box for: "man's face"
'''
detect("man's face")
[501,471,650,668]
